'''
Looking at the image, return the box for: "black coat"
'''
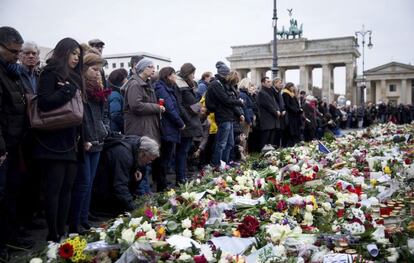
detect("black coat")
[103,136,141,211]
[282,91,302,137]
[33,69,82,161]
[176,76,202,138]
[207,74,243,124]
[0,61,27,155]
[257,87,278,130]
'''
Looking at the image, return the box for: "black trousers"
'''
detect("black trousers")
[260,129,275,150]
[0,147,23,248]
[42,160,77,241]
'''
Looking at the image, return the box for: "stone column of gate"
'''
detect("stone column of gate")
[235,69,249,79]
[400,79,407,104]
[277,67,286,83]
[345,63,355,104]
[380,79,387,103]
[299,65,313,94]
[365,81,372,103]
[322,64,334,103]
[250,68,260,87]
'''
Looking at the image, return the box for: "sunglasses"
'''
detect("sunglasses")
[0,43,22,55]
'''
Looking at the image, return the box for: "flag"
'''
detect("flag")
[318,141,331,154]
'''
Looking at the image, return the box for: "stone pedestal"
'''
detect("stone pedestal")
[345,63,355,104]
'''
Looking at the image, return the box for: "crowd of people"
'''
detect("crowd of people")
[0,26,413,258]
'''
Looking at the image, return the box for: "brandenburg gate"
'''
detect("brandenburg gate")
[227,36,361,104]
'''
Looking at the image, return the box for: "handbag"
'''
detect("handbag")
[26,89,84,130]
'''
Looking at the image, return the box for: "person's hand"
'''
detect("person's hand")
[282,111,286,116]
[277,111,281,117]
[160,105,166,113]
[134,170,143,181]
[193,149,201,158]
[84,142,92,151]
[180,124,186,130]
[239,98,245,105]
[0,152,7,166]
[240,115,245,123]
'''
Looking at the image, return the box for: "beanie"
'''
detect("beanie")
[215,61,230,77]
[135,58,153,74]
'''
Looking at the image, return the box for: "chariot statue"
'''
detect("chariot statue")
[277,9,303,39]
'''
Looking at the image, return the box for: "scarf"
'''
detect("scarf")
[282,88,295,98]
[0,57,21,78]
[85,77,111,102]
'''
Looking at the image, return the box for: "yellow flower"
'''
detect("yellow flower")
[292,206,300,216]
[157,226,166,236]
[370,179,377,187]
[310,195,318,209]
[384,166,392,175]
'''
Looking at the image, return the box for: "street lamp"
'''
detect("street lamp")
[271,0,279,79]
[355,24,373,105]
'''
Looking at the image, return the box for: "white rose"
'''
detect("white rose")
[387,254,399,262]
[141,221,152,232]
[267,224,292,243]
[146,229,157,240]
[182,192,190,200]
[190,192,197,200]
[46,243,59,259]
[194,227,205,240]
[291,165,300,172]
[303,212,313,226]
[305,205,313,212]
[233,185,242,192]
[99,231,107,240]
[270,212,284,224]
[322,202,332,211]
[182,228,192,238]
[178,252,192,261]
[121,228,135,244]
[30,258,43,263]
[181,218,192,229]
[226,176,233,183]
[129,217,143,227]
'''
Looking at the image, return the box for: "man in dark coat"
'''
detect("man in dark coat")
[271,78,286,147]
[257,77,279,150]
[93,136,159,214]
[0,27,31,258]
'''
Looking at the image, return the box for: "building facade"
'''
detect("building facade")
[227,37,360,104]
[364,62,414,105]
[103,52,171,76]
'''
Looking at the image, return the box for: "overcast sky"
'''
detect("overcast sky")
[2,0,413,94]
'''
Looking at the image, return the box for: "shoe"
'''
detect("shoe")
[81,222,91,230]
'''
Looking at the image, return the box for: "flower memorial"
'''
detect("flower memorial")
[29,123,414,262]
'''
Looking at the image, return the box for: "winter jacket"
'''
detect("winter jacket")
[83,99,108,152]
[124,74,161,145]
[239,89,255,125]
[108,87,124,133]
[0,59,27,155]
[154,80,185,143]
[206,74,243,124]
[176,76,202,138]
[19,65,39,94]
[257,86,279,131]
[196,79,209,101]
[282,89,302,137]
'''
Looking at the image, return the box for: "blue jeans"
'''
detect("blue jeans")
[212,122,234,166]
[136,166,151,195]
[70,151,100,227]
[175,137,193,181]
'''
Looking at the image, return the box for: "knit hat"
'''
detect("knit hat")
[108,68,128,87]
[83,53,104,67]
[135,58,153,74]
[88,38,105,47]
[216,61,230,77]
[179,63,196,78]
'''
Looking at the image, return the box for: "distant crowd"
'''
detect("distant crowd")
[0,26,413,257]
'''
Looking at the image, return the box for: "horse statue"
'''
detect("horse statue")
[277,8,304,40]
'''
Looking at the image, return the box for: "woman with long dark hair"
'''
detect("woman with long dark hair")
[33,38,84,241]
[175,63,202,184]
[154,67,185,188]
[282,82,302,147]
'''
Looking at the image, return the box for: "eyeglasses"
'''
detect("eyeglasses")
[0,43,22,55]
[147,65,154,69]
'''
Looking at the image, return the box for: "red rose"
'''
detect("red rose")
[136,231,146,238]
[337,209,345,218]
[58,243,74,259]
[194,255,208,263]
[237,215,260,237]
[405,158,412,165]
[276,200,288,212]
[313,165,319,172]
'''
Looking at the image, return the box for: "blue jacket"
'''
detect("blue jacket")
[196,79,208,101]
[154,80,185,143]
[108,87,124,133]
[239,89,255,125]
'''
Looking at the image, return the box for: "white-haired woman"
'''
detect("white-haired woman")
[237,78,255,151]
